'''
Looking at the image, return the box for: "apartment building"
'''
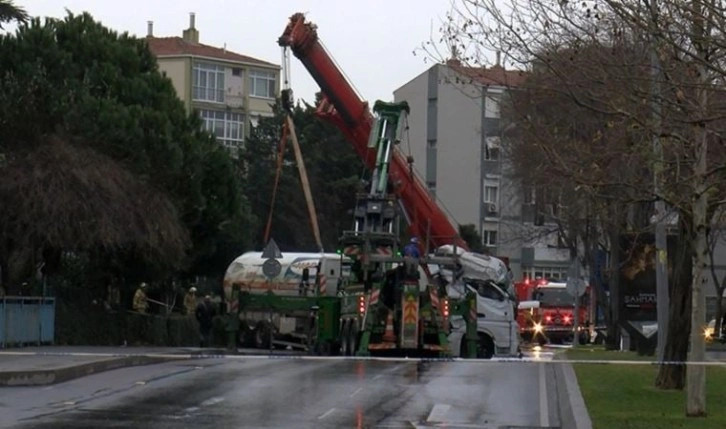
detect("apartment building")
[393,58,570,281]
[145,13,280,154]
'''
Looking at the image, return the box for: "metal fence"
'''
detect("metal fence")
[0,296,55,348]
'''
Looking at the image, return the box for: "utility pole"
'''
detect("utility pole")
[650,0,669,362]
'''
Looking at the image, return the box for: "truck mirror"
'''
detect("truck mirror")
[302,268,309,282]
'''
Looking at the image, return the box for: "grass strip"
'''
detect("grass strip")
[566,347,726,429]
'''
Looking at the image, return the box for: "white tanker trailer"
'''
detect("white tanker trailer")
[223,251,352,349]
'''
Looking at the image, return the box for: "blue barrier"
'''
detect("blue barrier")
[0,296,55,348]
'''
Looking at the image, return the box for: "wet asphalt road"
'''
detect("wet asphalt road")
[2,355,560,429]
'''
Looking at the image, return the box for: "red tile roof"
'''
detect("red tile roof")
[446,59,527,87]
[146,37,278,67]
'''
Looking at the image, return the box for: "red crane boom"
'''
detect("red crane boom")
[278,13,468,251]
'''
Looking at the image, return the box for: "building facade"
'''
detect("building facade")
[145,14,280,154]
[393,59,570,281]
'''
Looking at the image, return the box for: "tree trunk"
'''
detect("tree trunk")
[687,132,708,416]
[605,215,622,350]
[655,217,692,389]
[714,277,725,338]
[686,2,709,413]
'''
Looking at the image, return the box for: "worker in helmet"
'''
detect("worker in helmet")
[403,237,421,258]
[132,282,149,314]
[184,286,198,316]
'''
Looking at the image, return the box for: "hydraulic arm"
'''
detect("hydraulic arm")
[278,13,467,251]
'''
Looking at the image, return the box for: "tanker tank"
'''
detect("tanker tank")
[223,251,349,300]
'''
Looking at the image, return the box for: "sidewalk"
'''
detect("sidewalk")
[0,346,227,387]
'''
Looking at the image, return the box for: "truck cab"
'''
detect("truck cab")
[431,263,519,358]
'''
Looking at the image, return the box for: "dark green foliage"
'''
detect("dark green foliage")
[0,11,251,285]
[0,0,27,29]
[241,102,364,252]
[458,224,485,253]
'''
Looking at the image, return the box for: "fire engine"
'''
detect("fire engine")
[516,278,591,345]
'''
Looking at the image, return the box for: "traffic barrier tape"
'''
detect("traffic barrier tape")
[0,350,724,365]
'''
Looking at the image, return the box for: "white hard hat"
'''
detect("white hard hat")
[189,287,197,292]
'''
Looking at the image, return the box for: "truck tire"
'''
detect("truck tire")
[348,321,359,356]
[340,321,351,356]
[254,321,272,349]
[239,321,254,348]
[477,334,495,359]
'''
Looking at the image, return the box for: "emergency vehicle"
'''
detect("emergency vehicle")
[516,278,591,345]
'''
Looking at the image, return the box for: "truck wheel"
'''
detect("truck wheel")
[340,321,350,356]
[477,334,495,359]
[238,321,254,348]
[254,321,272,349]
[348,321,359,356]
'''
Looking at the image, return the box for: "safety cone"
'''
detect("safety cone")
[382,312,396,342]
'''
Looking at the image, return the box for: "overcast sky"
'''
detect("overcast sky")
[19,0,456,105]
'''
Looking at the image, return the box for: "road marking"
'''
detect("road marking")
[373,363,407,380]
[135,381,146,385]
[426,403,451,423]
[184,406,199,413]
[318,408,335,420]
[409,423,489,429]
[318,407,337,419]
[539,362,549,427]
[201,396,225,406]
[350,387,363,397]
[62,401,76,406]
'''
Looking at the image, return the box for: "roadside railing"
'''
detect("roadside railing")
[0,296,55,348]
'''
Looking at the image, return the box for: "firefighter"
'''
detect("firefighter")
[132,282,149,314]
[184,286,198,315]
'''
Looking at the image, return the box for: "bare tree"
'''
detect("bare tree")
[423,0,726,414]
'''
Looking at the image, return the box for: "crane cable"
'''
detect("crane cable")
[286,114,324,254]
[263,120,289,244]
[264,46,324,252]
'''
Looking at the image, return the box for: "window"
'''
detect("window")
[249,70,276,98]
[535,288,573,307]
[527,267,568,281]
[485,136,500,160]
[484,186,499,203]
[193,62,225,103]
[485,94,501,118]
[483,229,497,246]
[199,109,245,148]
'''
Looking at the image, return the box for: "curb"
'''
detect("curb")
[0,355,183,387]
[553,352,593,429]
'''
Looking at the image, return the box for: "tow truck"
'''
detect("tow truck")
[275,12,520,358]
